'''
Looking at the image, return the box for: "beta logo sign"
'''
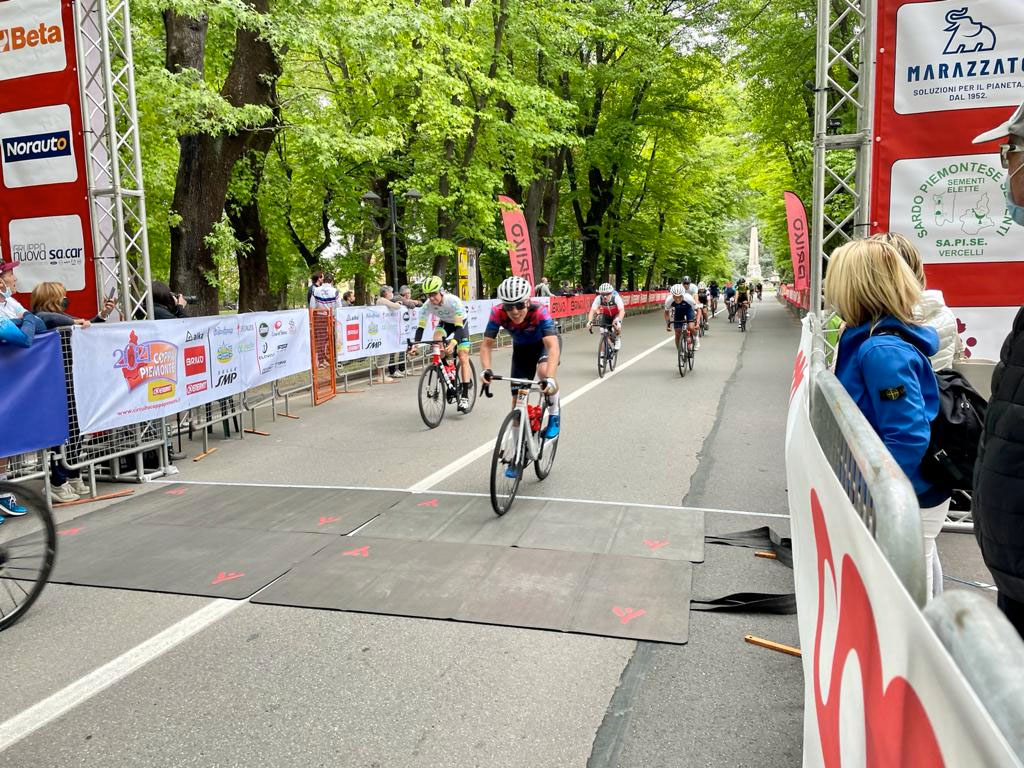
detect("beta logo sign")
[0,0,66,81]
[7,213,84,291]
[0,104,77,188]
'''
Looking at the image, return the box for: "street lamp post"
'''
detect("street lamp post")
[361,187,422,289]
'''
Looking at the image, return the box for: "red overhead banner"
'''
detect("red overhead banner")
[870,0,1024,358]
[784,192,810,291]
[498,195,535,287]
[0,0,97,318]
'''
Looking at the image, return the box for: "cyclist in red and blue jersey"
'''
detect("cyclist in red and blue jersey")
[586,283,625,350]
[480,276,562,439]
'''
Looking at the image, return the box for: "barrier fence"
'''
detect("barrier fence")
[2,294,668,507]
[789,313,1024,766]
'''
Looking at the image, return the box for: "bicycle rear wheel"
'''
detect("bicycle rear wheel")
[417,365,446,428]
[0,482,56,632]
[608,341,618,372]
[458,359,479,414]
[490,411,524,515]
[687,337,695,370]
[534,410,559,480]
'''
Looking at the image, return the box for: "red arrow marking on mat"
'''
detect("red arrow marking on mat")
[58,527,82,536]
[211,571,245,585]
[342,546,370,557]
[612,606,647,625]
[318,516,340,526]
[644,540,669,551]
[165,488,187,495]
[417,499,438,507]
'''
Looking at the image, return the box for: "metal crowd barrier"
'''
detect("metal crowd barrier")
[807,313,928,606]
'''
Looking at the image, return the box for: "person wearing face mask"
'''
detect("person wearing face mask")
[971,101,1024,637]
[0,260,47,344]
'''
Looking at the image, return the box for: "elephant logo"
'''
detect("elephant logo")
[942,8,996,55]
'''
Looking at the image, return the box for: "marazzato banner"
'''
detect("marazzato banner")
[71,310,310,433]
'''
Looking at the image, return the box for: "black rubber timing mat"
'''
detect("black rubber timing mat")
[358,493,705,562]
[252,536,693,643]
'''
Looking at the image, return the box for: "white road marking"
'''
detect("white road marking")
[0,598,242,752]
[154,479,788,519]
[407,335,675,492]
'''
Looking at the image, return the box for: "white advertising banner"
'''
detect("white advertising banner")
[71,310,310,433]
[894,0,1024,115]
[786,321,1020,767]
[888,153,1017,264]
[0,0,68,82]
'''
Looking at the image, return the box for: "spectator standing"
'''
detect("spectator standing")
[151,281,188,320]
[971,101,1024,636]
[375,286,404,381]
[535,277,553,297]
[824,238,949,598]
[307,272,324,306]
[341,291,355,307]
[309,274,340,310]
[397,285,422,309]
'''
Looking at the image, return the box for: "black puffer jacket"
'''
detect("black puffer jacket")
[975,307,1024,602]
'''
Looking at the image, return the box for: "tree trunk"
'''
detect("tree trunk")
[166,0,280,318]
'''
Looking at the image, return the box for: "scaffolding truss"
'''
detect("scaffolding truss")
[810,0,874,318]
[74,0,154,321]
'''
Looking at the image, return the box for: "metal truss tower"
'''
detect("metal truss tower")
[74,0,154,320]
[809,0,875,319]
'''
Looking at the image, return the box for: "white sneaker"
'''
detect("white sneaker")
[68,477,90,496]
[393,370,406,378]
[52,482,80,503]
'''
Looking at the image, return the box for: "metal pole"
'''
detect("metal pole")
[389,191,398,290]
[810,0,829,323]
[854,0,876,240]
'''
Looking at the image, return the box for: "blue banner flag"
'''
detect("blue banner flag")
[0,331,68,458]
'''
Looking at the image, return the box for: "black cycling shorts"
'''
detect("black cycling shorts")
[435,321,469,346]
[510,341,549,392]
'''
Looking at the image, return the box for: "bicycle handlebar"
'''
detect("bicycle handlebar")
[480,374,543,399]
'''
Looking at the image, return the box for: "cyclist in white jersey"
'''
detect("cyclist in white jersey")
[681,276,701,350]
[586,283,625,350]
[410,276,474,411]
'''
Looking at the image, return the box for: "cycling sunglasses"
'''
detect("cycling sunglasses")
[502,301,529,311]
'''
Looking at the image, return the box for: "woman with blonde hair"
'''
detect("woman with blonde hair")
[825,238,950,598]
[871,231,961,370]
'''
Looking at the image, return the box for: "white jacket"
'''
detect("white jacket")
[915,289,960,371]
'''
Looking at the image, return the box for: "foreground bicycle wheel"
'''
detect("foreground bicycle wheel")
[534,411,559,480]
[0,482,56,632]
[687,337,695,371]
[608,341,618,372]
[597,333,608,378]
[677,335,688,378]
[418,365,446,428]
[490,411,523,515]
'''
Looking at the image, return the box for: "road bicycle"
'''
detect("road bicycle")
[0,482,56,631]
[408,339,478,428]
[709,296,718,317]
[699,308,709,336]
[738,301,750,332]
[727,299,737,324]
[482,376,559,515]
[590,318,618,378]
[669,321,695,378]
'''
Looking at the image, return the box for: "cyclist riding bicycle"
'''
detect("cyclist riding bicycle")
[586,283,625,350]
[724,281,737,321]
[708,280,720,315]
[409,276,474,412]
[681,277,701,349]
[735,278,752,328]
[480,276,562,446]
[696,282,709,314]
[755,282,763,301]
[664,284,697,351]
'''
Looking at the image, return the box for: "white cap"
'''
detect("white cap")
[972,102,1024,144]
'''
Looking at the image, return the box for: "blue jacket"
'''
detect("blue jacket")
[835,316,947,507]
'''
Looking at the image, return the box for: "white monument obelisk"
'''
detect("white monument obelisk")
[746,225,762,282]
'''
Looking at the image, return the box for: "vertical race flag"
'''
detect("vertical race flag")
[870,0,1024,359]
[784,192,810,292]
[0,0,98,317]
[498,195,535,287]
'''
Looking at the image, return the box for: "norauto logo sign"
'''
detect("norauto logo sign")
[0,21,62,53]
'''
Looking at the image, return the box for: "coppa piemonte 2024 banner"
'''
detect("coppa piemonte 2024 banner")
[871,0,1024,359]
[0,0,99,316]
[71,310,310,433]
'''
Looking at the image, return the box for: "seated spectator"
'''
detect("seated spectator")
[29,281,113,503]
[151,281,187,319]
[972,100,1024,637]
[824,238,948,598]
[0,260,46,344]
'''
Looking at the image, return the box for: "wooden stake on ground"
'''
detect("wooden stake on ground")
[52,489,135,507]
[192,447,219,462]
[243,429,270,436]
[754,550,778,559]
[744,635,801,657]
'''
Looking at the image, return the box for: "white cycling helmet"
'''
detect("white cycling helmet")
[497,275,532,304]
[598,282,614,295]
[670,284,685,297]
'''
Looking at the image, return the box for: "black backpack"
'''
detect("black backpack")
[872,328,987,490]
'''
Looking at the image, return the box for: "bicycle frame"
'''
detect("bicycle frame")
[483,376,545,465]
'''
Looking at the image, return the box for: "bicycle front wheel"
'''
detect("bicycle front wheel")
[0,482,56,632]
[677,335,687,378]
[490,411,524,515]
[597,334,607,378]
[418,365,446,428]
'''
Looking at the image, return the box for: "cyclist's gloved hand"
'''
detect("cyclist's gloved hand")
[542,378,558,396]
[482,368,493,383]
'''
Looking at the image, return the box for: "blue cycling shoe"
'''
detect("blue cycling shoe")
[0,495,26,516]
[504,464,520,479]
[542,414,560,439]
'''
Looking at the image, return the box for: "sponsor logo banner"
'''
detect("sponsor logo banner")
[0,0,66,81]
[0,104,77,188]
[8,213,85,290]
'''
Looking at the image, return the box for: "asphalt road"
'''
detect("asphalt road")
[0,299,821,767]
